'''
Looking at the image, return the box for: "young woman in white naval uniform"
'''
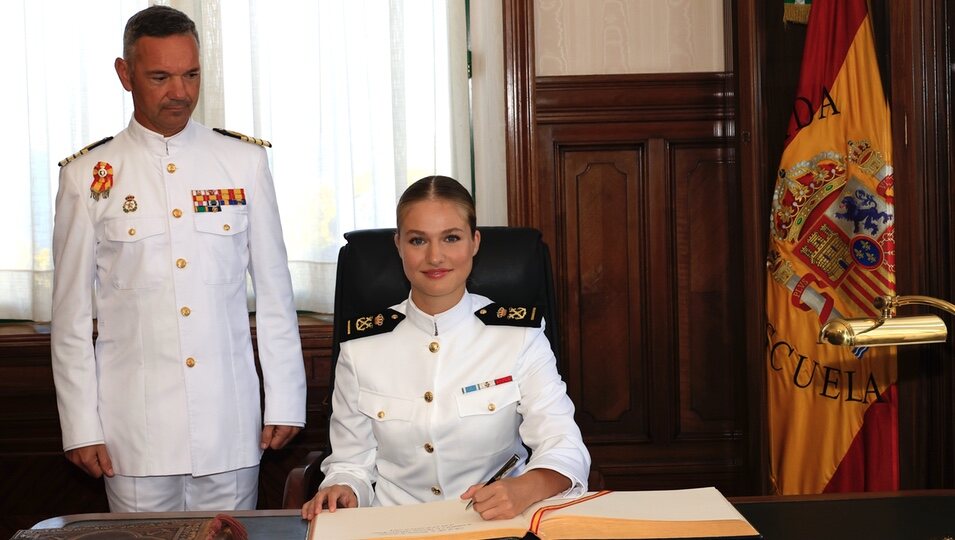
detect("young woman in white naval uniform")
[302,176,590,521]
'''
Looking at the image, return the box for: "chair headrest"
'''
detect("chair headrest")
[337,227,550,318]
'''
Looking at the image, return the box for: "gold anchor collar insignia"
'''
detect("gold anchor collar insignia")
[340,308,405,343]
[475,303,542,328]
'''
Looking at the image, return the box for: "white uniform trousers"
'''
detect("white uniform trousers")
[104,465,259,512]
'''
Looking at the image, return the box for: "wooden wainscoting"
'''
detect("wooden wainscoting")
[0,318,332,538]
[533,72,755,494]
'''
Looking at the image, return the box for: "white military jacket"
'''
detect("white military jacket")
[320,292,590,507]
[51,118,306,477]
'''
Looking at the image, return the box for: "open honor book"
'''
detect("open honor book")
[307,487,761,540]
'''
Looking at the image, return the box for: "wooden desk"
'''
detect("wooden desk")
[731,490,955,540]
[26,490,955,540]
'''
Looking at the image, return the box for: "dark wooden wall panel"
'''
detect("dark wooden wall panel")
[535,73,749,495]
[886,0,955,489]
[672,143,742,436]
[563,149,647,437]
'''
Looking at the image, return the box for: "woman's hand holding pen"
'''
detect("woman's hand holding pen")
[461,468,572,520]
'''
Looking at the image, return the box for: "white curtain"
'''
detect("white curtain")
[1,0,469,321]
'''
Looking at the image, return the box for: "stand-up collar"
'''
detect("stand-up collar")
[405,292,474,337]
[126,117,198,157]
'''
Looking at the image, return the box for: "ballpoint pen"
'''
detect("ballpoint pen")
[465,453,521,510]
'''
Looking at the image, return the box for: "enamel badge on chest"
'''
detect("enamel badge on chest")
[90,161,113,200]
[122,195,138,213]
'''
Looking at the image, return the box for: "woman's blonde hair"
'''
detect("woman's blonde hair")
[396,176,477,234]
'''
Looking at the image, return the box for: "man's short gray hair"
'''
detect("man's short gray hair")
[122,5,199,60]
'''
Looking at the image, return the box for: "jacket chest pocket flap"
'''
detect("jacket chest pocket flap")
[193,210,249,284]
[455,382,521,417]
[104,216,167,290]
[358,390,414,423]
[193,210,249,236]
[105,216,167,242]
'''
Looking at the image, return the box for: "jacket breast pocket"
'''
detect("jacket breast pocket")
[455,382,521,417]
[357,390,414,459]
[193,210,249,285]
[103,216,168,290]
[454,382,522,457]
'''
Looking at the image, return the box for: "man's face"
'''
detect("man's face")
[115,34,200,136]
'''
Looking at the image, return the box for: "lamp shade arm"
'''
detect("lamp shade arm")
[819,294,955,347]
[818,314,948,347]
[877,295,955,318]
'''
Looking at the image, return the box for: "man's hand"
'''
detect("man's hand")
[260,424,302,450]
[65,444,114,478]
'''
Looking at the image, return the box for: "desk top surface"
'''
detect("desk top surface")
[29,490,955,540]
[732,490,955,540]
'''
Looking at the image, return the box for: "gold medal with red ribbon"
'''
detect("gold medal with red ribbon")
[90,161,113,200]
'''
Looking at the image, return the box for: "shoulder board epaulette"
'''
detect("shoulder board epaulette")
[340,308,405,343]
[213,128,272,148]
[475,303,542,328]
[58,136,114,167]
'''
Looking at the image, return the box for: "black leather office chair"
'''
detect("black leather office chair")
[282,226,560,508]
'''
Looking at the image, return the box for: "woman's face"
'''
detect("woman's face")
[395,198,480,315]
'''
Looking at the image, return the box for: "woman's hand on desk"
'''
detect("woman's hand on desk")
[65,443,114,478]
[301,484,358,519]
[461,468,571,520]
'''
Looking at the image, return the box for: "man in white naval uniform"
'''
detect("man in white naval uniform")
[51,5,306,512]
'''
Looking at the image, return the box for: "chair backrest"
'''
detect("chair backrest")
[281,227,563,507]
[331,226,560,367]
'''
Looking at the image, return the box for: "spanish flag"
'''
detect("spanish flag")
[766,0,898,494]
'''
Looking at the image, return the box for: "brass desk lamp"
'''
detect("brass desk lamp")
[818,295,954,347]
